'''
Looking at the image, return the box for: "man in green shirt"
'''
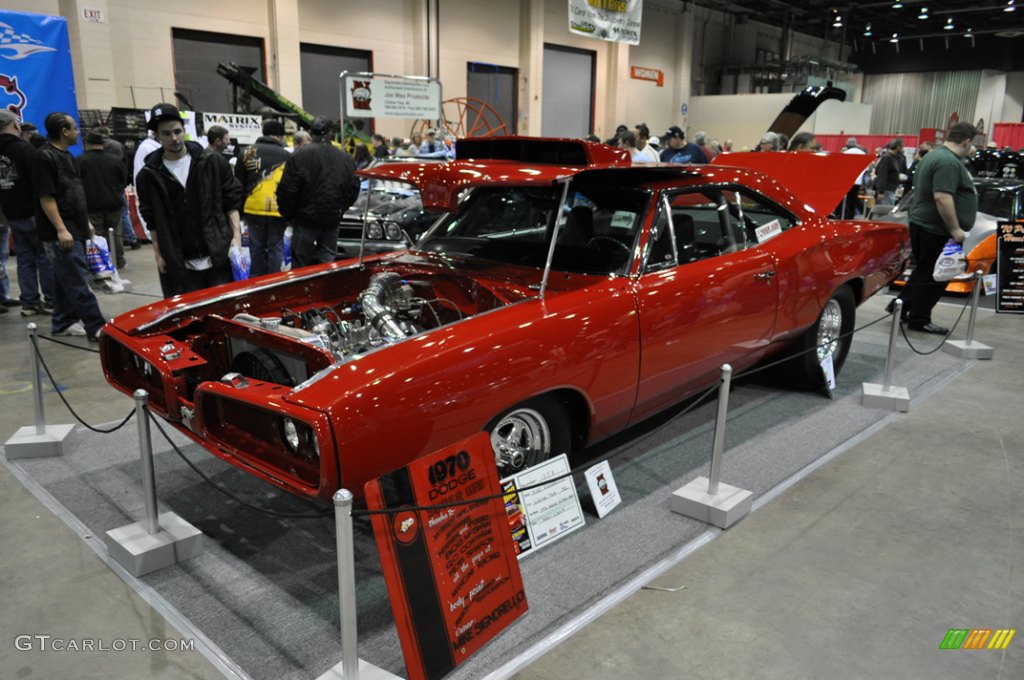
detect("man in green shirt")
[890,122,978,334]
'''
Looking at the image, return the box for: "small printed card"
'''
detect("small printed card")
[584,460,622,518]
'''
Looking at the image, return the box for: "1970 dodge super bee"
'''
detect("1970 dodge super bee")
[100,138,908,502]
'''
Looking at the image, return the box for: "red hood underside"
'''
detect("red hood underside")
[711,151,871,217]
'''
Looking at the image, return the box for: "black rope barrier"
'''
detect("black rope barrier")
[38,334,101,354]
[30,335,134,434]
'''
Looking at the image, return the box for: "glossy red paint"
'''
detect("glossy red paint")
[101,155,909,503]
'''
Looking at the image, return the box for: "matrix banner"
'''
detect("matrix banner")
[342,73,442,119]
[365,432,528,680]
[568,0,643,46]
[0,11,78,137]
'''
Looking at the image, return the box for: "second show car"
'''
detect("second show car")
[100,139,908,503]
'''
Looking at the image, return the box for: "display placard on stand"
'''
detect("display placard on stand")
[996,220,1024,314]
[364,433,527,680]
[501,454,585,559]
[584,460,622,519]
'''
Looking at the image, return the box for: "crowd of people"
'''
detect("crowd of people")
[0,106,1009,342]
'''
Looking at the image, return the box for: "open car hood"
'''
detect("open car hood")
[711,151,871,218]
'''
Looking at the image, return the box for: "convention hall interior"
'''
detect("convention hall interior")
[0,1,1022,679]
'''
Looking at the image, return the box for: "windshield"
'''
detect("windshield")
[976,183,1017,219]
[417,181,650,275]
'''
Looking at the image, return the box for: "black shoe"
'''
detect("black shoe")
[0,298,19,308]
[908,322,949,335]
[87,333,100,343]
[130,242,142,250]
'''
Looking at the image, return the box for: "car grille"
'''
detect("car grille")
[198,393,321,488]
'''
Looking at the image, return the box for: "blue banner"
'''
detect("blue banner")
[0,10,79,151]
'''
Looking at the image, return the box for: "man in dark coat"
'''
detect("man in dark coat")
[136,103,242,297]
[76,129,129,268]
[276,116,358,267]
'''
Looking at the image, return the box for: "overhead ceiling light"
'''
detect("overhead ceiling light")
[892,1,903,8]
[918,6,929,19]
[944,17,954,30]
[890,32,899,42]
[1006,0,1016,12]
[864,23,873,36]
[833,16,843,27]
[964,27,973,36]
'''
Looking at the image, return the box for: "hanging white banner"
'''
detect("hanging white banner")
[342,74,442,119]
[567,0,643,46]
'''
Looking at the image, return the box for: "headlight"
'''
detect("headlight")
[281,418,300,452]
[366,222,384,239]
[384,222,403,240]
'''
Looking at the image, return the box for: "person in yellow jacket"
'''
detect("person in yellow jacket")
[234,120,290,276]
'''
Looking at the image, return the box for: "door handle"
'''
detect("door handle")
[754,270,776,280]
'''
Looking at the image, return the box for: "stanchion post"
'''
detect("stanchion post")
[108,226,118,273]
[670,364,752,528]
[135,389,160,535]
[29,323,46,435]
[334,489,359,680]
[965,269,983,345]
[942,269,995,360]
[882,299,902,391]
[707,364,732,496]
[4,323,76,458]
[104,390,204,576]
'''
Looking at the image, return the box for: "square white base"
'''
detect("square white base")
[942,340,994,360]
[316,658,404,680]
[105,512,203,577]
[861,382,911,412]
[4,423,76,459]
[670,477,753,529]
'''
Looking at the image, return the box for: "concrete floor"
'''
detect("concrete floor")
[1,246,1020,679]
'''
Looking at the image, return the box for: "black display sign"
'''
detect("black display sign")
[996,220,1024,314]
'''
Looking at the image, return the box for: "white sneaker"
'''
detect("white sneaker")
[53,321,87,337]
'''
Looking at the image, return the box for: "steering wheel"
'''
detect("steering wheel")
[587,235,631,257]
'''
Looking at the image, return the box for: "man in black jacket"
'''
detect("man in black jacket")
[0,110,54,316]
[276,116,358,267]
[136,103,242,297]
[77,129,129,268]
[235,119,290,276]
[32,112,106,340]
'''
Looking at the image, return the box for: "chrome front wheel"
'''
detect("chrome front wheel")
[488,395,570,478]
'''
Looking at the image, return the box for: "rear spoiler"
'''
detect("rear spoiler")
[455,136,630,167]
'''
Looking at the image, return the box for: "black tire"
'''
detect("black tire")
[486,395,571,478]
[788,286,856,388]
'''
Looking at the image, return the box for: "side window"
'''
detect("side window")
[644,186,798,272]
[720,188,797,246]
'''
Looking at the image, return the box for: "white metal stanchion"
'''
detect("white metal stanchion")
[862,299,911,412]
[103,225,132,293]
[944,270,994,359]
[317,489,401,680]
[4,323,76,459]
[104,389,204,577]
[669,365,753,529]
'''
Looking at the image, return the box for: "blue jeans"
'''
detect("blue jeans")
[43,240,106,336]
[120,203,138,244]
[10,217,55,308]
[0,222,8,301]
[246,215,286,277]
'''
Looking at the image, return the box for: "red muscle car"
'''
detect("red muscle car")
[100,139,909,503]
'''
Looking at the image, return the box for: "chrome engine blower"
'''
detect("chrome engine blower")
[230,272,427,384]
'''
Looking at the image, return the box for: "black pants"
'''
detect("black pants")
[161,263,233,298]
[896,223,949,325]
